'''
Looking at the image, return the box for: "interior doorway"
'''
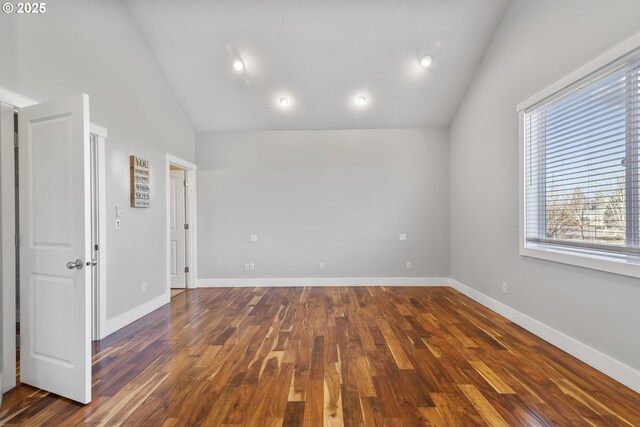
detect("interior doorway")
[169,165,187,289]
[166,154,198,292]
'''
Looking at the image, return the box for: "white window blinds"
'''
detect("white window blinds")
[524,54,640,256]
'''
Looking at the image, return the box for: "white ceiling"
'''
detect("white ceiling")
[126,0,510,132]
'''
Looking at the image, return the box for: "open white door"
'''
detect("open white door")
[169,169,186,288]
[18,94,91,404]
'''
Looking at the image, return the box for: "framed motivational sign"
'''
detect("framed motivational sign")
[130,155,150,208]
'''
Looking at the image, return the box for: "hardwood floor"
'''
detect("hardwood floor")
[1,286,639,426]
[171,288,187,298]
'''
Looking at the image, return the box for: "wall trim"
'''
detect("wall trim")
[449,278,640,394]
[93,134,109,342]
[0,86,38,108]
[197,277,450,287]
[1,102,16,392]
[100,291,170,339]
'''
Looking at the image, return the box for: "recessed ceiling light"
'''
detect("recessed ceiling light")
[232,60,244,72]
[419,55,433,69]
[278,96,290,107]
[355,95,367,106]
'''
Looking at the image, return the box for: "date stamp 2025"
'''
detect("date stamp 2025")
[2,2,46,14]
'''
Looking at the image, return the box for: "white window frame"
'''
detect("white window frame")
[517,31,640,279]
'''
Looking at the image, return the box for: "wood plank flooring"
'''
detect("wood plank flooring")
[1,286,639,426]
[171,289,186,298]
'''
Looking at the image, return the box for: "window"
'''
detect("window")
[519,38,640,277]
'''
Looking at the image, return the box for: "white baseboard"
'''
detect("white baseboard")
[449,278,640,394]
[100,292,170,339]
[197,277,449,287]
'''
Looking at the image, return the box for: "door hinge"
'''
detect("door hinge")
[15,233,19,247]
[184,267,190,273]
[184,223,189,230]
[14,132,18,147]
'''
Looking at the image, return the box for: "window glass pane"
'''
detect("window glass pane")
[525,58,640,255]
[544,73,627,246]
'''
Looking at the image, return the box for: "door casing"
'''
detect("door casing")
[0,102,16,393]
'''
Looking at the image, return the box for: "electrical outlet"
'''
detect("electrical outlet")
[406,262,412,270]
[249,263,255,271]
[399,234,407,241]
[319,262,325,271]
[502,282,508,294]
[244,263,250,271]
[115,219,121,230]
[142,282,147,292]
[250,234,258,242]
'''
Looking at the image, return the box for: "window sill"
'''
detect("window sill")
[520,243,640,279]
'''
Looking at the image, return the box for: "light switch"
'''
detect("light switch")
[115,204,122,218]
[399,234,407,241]
[249,263,255,271]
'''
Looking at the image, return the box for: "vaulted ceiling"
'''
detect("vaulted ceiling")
[126,0,510,131]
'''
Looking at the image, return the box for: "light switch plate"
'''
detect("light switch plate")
[250,234,258,242]
[115,204,122,218]
[399,234,407,241]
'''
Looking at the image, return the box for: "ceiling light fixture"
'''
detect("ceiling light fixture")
[355,95,367,106]
[419,55,433,69]
[278,96,290,107]
[232,60,245,72]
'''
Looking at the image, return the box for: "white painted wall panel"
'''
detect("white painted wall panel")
[197,128,449,279]
[449,0,640,372]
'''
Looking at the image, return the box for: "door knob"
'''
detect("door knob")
[66,259,83,270]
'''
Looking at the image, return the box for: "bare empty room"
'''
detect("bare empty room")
[0,0,639,425]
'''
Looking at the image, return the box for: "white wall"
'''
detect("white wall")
[0,1,195,325]
[197,128,449,280]
[450,0,640,374]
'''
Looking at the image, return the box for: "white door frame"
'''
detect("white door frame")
[0,102,16,392]
[0,87,108,393]
[90,129,108,341]
[0,88,36,393]
[166,154,198,291]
